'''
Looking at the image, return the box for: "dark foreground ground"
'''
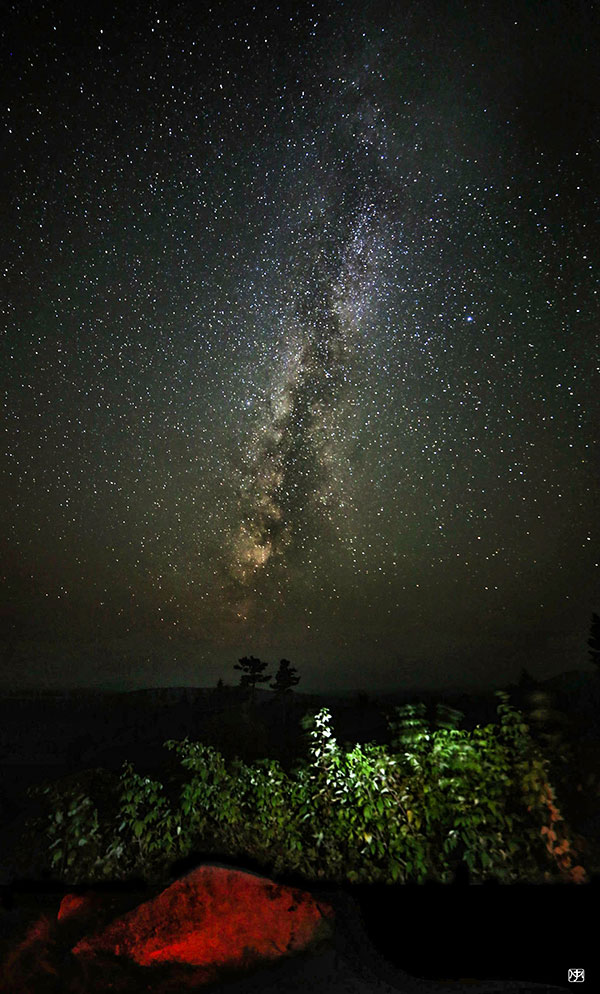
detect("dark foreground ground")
[0,868,597,992]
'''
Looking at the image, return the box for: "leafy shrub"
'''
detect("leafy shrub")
[22,769,121,882]
[23,693,587,886]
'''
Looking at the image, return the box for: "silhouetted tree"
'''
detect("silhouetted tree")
[270,658,300,695]
[234,655,272,703]
[216,677,224,690]
[588,612,600,671]
[269,659,299,731]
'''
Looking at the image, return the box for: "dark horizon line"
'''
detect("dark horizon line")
[0,667,595,700]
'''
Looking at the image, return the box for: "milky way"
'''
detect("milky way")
[225,77,396,629]
[1,0,599,689]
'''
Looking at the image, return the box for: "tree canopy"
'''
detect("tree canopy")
[233,656,272,700]
[270,658,300,694]
[588,612,600,670]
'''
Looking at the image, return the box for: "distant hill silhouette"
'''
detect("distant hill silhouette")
[2,668,598,782]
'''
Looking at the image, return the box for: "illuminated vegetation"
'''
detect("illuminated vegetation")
[23,692,586,886]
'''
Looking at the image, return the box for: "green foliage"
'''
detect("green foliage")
[115,763,180,871]
[40,786,100,878]
[384,693,535,881]
[24,693,587,886]
[161,738,305,872]
[23,770,119,882]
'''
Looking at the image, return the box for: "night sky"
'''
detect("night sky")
[2,0,599,692]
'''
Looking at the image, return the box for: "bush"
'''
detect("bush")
[23,693,587,886]
[21,768,122,882]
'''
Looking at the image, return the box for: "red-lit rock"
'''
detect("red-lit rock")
[0,913,55,984]
[71,865,334,976]
[57,891,100,922]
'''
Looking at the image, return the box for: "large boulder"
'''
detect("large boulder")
[0,867,565,992]
[70,864,334,976]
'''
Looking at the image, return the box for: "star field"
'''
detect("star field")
[1,0,599,690]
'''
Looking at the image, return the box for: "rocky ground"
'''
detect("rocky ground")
[0,864,570,993]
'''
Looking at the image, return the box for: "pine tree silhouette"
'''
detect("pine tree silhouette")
[270,658,300,695]
[234,655,272,703]
[588,612,600,670]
